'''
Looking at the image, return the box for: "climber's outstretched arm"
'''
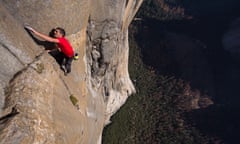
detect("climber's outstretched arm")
[25,26,59,43]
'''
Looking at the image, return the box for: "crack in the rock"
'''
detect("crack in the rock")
[8,51,45,83]
[0,42,25,66]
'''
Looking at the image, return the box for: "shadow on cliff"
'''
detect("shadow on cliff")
[25,28,65,67]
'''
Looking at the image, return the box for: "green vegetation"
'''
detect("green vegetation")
[35,63,44,74]
[137,0,186,20]
[69,94,79,106]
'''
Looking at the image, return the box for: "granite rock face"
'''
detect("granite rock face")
[0,0,142,143]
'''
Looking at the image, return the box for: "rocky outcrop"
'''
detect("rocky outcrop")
[86,0,142,123]
[0,0,142,143]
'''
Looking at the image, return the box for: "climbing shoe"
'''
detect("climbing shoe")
[60,65,67,75]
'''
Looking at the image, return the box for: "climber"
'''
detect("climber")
[25,26,74,75]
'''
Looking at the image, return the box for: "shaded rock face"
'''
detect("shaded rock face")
[0,0,142,144]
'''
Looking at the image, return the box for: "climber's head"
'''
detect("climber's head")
[54,27,65,38]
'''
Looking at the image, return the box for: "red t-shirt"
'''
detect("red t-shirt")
[57,37,74,57]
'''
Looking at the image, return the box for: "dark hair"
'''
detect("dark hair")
[55,27,66,37]
[49,28,56,37]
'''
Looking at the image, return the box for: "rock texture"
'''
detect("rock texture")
[0,0,142,144]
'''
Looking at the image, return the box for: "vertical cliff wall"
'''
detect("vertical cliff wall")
[0,0,142,144]
[86,0,142,124]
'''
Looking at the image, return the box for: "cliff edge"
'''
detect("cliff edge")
[0,0,142,143]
